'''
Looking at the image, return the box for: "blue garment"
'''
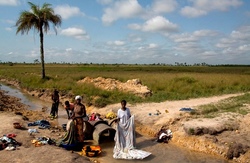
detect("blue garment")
[179,108,195,112]
[28,120,50,129]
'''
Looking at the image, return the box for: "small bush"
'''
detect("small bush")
[188,128,195,135]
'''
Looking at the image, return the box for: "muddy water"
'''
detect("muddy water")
[0,84,68,125]
[1,84,230,163]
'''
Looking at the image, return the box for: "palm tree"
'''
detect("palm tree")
[16,2,62,79]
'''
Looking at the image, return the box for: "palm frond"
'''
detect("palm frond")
[16,2,62,35]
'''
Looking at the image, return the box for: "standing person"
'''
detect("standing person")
[113,100,151,160]
[57,95,86,149]
[50,89,59,119]
[117,100,132,126]
[64,101,74,119]
[71,95,86,143]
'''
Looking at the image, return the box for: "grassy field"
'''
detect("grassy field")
[1,63,250,107]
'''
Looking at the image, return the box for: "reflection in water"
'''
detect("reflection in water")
[0,83,230,163]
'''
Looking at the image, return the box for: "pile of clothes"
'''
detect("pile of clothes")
[89,113,102,121]
[31,136,55,147]
[78,145,102,157]
[156,129,173,143]
[105,112,117,119]
[28,120,51,129]
[0,134,21,151]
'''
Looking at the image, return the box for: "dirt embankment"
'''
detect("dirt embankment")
[1,78,250,162]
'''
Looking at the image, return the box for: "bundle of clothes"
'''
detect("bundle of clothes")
[28,120,51,129]
[31,136,56,147]
[0,134,22,151]
[156,128,173,143]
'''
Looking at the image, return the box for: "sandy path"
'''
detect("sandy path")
[90,93,243,128]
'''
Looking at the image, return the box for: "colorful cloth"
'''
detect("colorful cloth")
[57,117,84,147]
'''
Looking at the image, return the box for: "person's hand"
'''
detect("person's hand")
[114,118,119,123]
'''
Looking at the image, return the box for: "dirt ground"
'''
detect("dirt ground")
[1,81,250,163]
[89,93,250,162]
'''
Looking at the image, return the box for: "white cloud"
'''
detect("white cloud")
[28,50,39,58]
[54,5,84,19]
[171,33,198,43]
[151,0,178,14]
[192,0,242,11]
[171,30,219,49]
[5,27,12,31]
[0,0,19,6]
[102,0,144,25]
[4,19,15,24]
[180,6,207,18]
[127,24,141,30]
[239,44,250,51]
[142,16,178,32]
[114,40,125,46]
[132,37,142,42]
[107,40,125,46]
[180,0,243,18]
[193,30,218,37]
[60,27,90,40]
[148,43,158,48]
[214,25,250,60]
[128,16,178,34]
[66,48,72,52]
[96,0,113,5]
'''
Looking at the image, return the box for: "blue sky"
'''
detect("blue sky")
[0,0,250,65]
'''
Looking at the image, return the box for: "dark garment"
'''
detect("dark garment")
[28,120,51,129]
[66,109,73,119]
[50,92,59,117]
[50,102,59,117]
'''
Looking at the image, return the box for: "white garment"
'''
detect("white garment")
[117,107,131,125]
[113,115,151,159]
[159,133,168,139]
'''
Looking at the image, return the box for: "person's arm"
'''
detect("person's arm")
[82,105,86,117]
[70,106,75,119]
[116,110,120,122]
[128,108,131,118]
[70,111,75,119]
[65,108,70,119]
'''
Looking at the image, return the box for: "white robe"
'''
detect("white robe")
[113,115,151,159]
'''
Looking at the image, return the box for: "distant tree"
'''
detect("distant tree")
[15,2,62,79]
[34,59,39,64]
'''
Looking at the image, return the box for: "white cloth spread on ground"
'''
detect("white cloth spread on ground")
[113,115,151,159]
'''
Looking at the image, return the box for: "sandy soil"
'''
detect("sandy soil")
[1,83,250,163]
[0,90,92,163]
[89,93,250,162]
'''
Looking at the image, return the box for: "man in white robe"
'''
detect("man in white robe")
[113,100,151,159]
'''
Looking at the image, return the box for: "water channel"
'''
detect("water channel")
[1,83,231,163]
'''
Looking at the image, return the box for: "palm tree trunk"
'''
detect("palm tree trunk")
[40,26,45,79]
